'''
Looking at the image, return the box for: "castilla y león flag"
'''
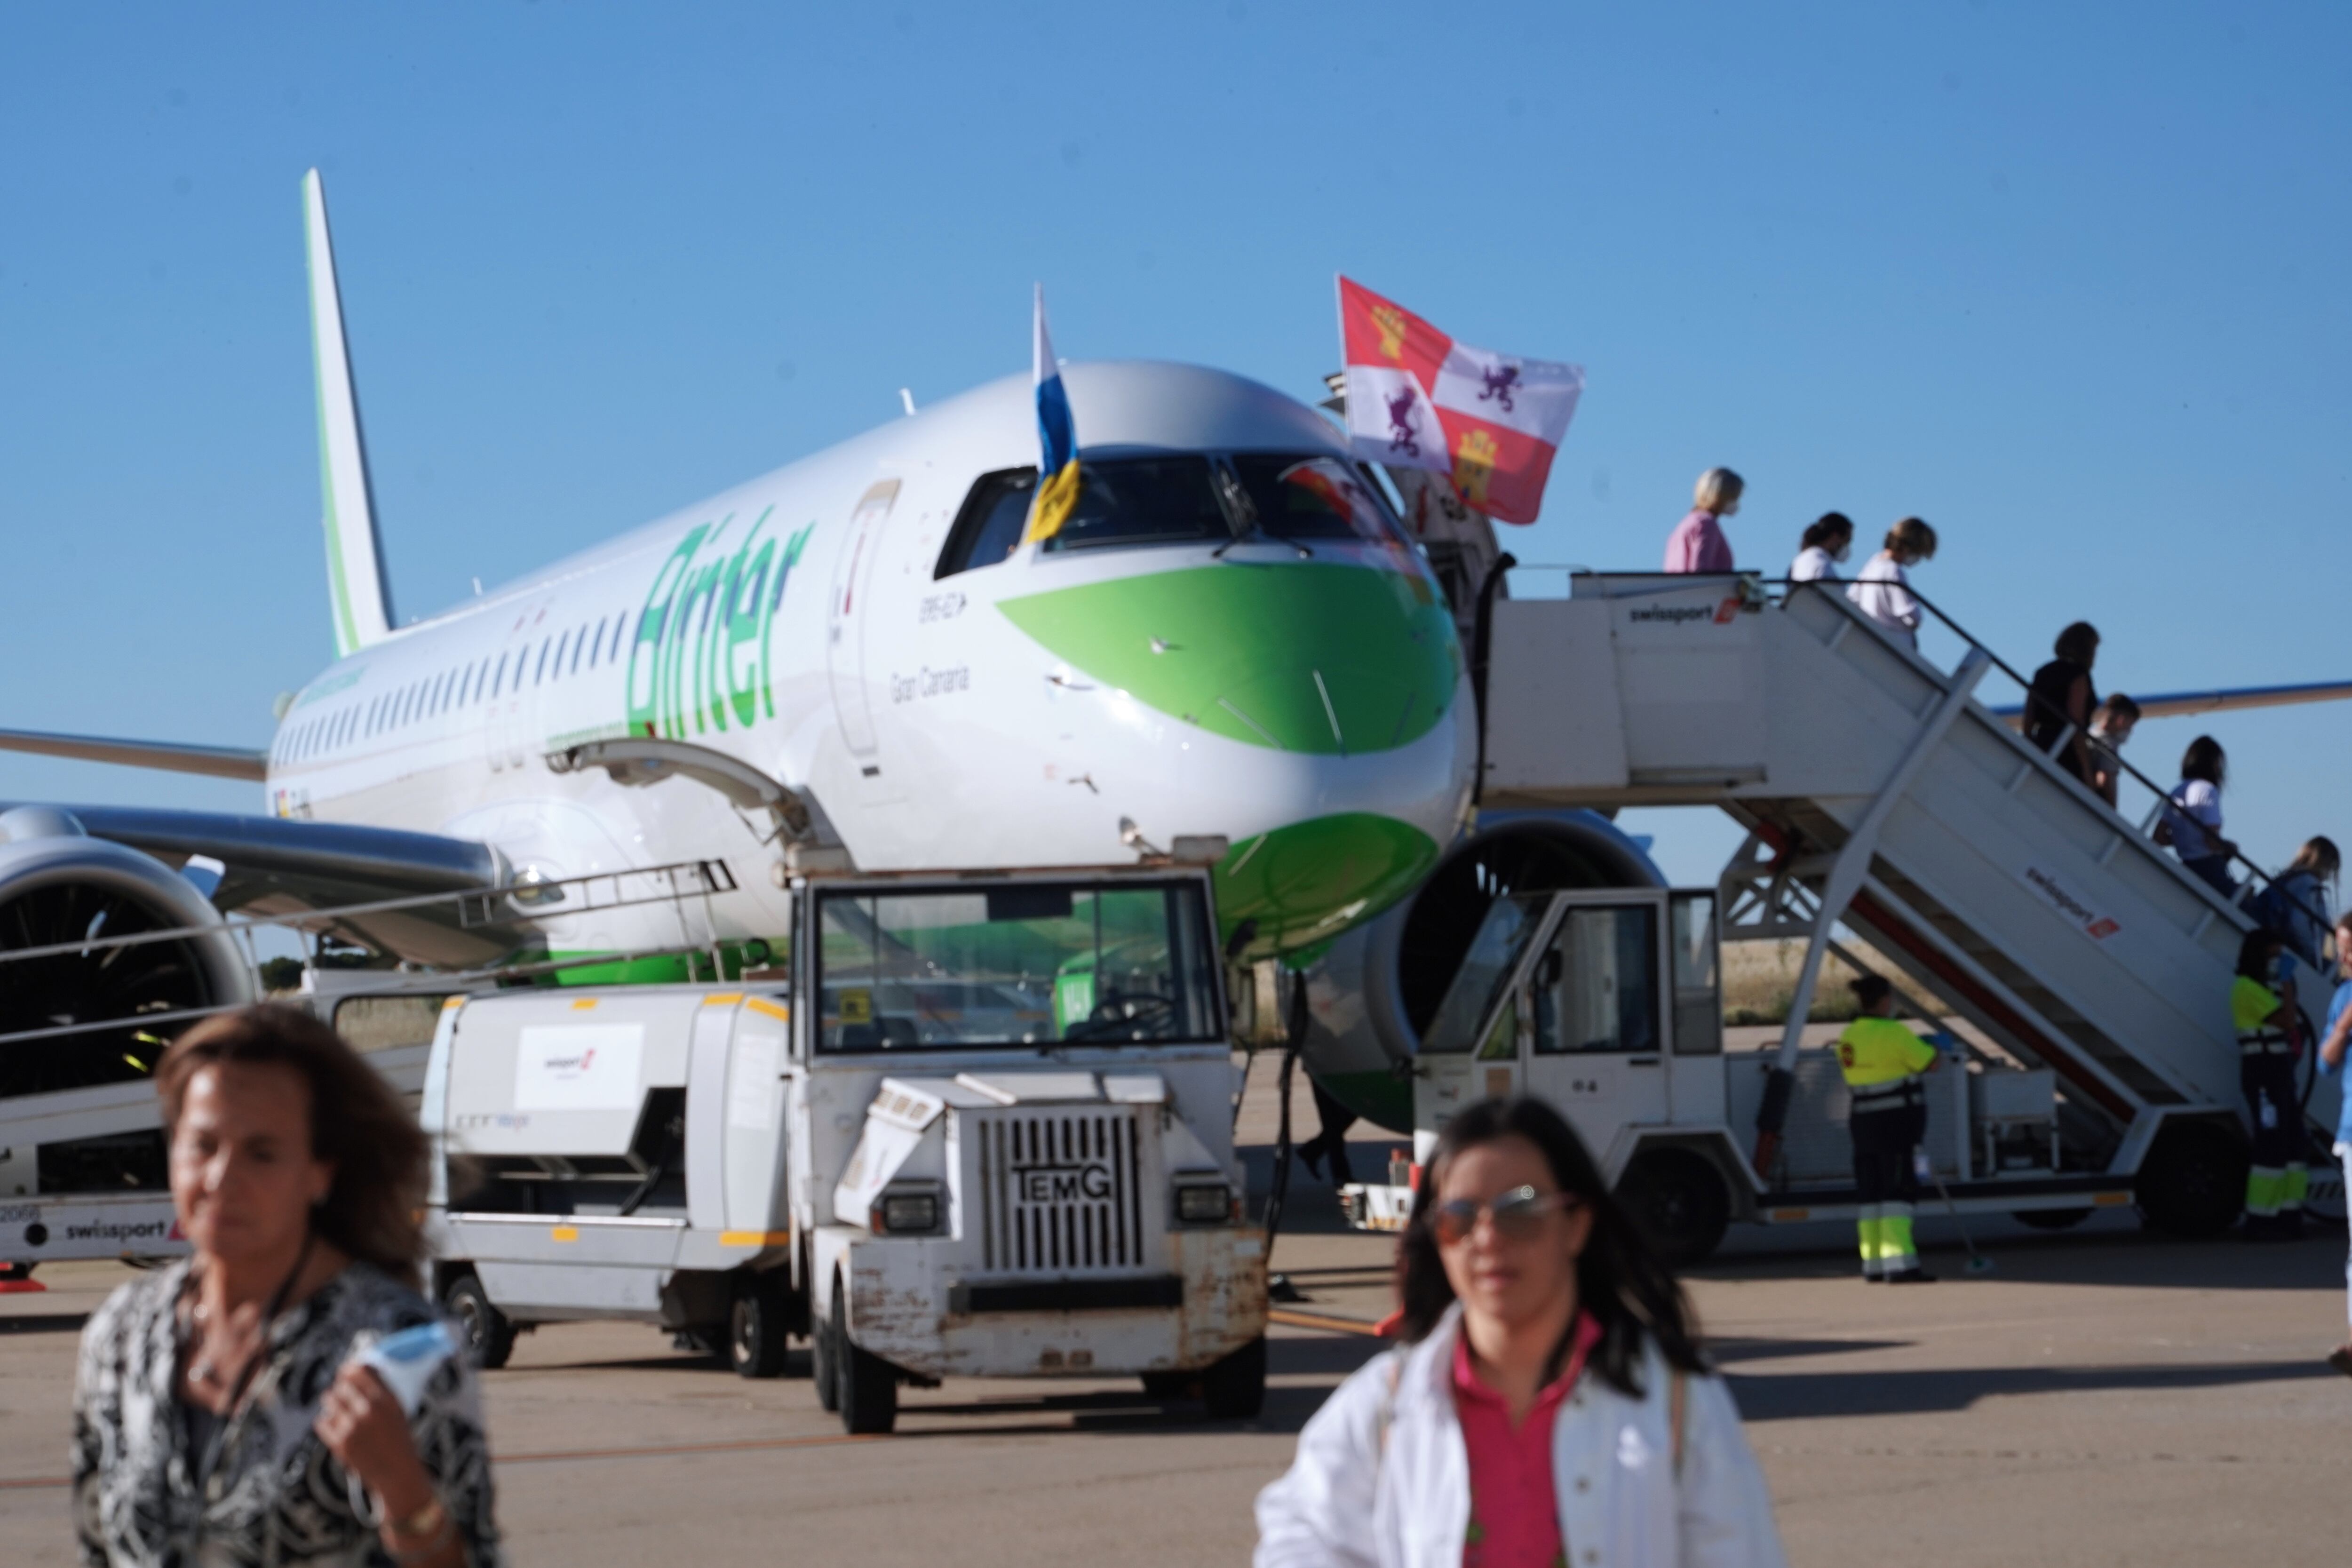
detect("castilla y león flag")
[1337,276,1583,525]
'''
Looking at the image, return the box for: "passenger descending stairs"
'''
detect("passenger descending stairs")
[1479,572,2337,1166]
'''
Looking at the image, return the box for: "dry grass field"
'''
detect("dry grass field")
[1720,938,1882,1025]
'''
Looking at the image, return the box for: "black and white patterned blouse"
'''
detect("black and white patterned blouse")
[72,1259,502,1568]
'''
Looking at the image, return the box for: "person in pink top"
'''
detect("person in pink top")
[1255,1098,1785,1568]
[1663,468,1744,573]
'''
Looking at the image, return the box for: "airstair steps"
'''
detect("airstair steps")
[1480,573,2335,1145]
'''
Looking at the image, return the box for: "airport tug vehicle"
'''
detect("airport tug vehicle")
[422,866,1265,1433]
[1341,883,2235,1262]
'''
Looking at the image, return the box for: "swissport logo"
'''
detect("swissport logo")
[2022,865,2121,942]
[1627,597,1742,626]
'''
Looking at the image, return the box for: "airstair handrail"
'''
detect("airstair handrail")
[1508,565,2333,952]
[1776,575,2333,948]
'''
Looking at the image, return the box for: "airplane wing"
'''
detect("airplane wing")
[1,804,523,967]
[1989,678,2352,723]
[0,726,267,780]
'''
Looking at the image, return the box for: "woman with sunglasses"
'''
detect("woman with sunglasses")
[1255,1098,1785,1568]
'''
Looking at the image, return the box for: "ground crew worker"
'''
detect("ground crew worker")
[2234,928,2310,1240]
[1836,974,1939,1282]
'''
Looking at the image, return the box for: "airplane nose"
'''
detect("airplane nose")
[999,559,1466,958]
[997,560,1460,756]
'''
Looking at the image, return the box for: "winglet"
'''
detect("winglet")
[303,169,393,658]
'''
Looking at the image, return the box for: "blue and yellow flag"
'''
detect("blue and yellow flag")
[1024,283,1081,544]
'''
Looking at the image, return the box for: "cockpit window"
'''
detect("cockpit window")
[1039,454,1228,555]
[936,456,1232,576]
[933,450,1404,578]
[934,467,1038,579]
[1227,454,1408,546]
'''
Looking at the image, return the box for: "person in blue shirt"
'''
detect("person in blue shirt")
[2314,912,2352,1377]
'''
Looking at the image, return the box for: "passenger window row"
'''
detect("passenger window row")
[271,606,643,766]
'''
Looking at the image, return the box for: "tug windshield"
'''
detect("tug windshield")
[815,880,1220,1051]
[1417,892,1550,1056]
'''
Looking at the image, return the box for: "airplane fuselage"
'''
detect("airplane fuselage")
[263,362,1476,970]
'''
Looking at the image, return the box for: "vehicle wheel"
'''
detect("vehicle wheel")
[441,1271,516,1371]
[1140,1370,1195,1400]
[2012,1207,2092,1231]
[1200,1336,1266,1420]
[832,1273,897,1434]
[1615,1147,1732,1269]
[812,1289,840,1411]
[729,1271,793,1379]
[2135,1121,2248,1238]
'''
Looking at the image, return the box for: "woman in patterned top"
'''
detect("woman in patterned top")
[72,1005,501,1567]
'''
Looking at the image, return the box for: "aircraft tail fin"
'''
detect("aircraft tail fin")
[302,169,394,658]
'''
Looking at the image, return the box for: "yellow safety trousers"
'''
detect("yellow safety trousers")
[1856,1203,1918,1276]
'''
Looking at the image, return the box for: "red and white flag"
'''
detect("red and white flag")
[1337,277,1583,525]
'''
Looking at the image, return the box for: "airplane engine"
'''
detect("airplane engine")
[1300,810,1667,1133]
[0,807,255,1100]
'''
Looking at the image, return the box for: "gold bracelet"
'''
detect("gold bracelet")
[386,1501,455,1565]
[385,1494,448,1544]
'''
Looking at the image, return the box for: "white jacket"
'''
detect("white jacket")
[1254,1307,1786,1568]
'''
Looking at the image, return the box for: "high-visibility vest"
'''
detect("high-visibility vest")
[2233,976,2292,1057]
[1836,1017,1938,1108]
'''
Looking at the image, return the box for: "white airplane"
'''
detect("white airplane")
[8,175,2341,1140]
[0,172,1474,1103]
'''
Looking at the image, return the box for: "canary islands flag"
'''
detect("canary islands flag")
[1024,284,1081,544]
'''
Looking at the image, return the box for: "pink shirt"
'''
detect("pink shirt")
[1663,509,1732,573]
[1452,1312,1606,1568]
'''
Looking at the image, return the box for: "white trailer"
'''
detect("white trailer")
[0,989,437,1276]
[421,865,1267,1433]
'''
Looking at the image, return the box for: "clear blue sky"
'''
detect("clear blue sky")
[3,3,2345,890]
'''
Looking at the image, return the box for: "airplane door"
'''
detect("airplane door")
[1519,890,1671,1156]
[1410,891,1557,1162]
[826,480,900,758]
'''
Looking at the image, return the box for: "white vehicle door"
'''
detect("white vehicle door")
[1411,892,1554,1160]
[1518,889,1672,1155]
[1666,890,1726,1129]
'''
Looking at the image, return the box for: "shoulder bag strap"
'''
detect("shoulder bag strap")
[1669,1367,1688,1479]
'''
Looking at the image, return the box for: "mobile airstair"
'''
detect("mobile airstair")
[1468,572,2341,1240]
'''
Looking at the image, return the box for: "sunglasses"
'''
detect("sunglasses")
[1430,1185,1580,1245]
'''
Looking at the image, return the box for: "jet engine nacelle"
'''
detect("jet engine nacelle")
[1300,810,1668,1133]
[0,807,255,1100]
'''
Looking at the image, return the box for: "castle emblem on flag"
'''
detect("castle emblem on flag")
[1450,428,1500,509]
[1371,303,1409,360]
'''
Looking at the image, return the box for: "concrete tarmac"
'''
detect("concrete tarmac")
[7,1210,2346,1567]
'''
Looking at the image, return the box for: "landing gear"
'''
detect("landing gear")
[1616,1147,1732,1268]
[441,1270,516,1371]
